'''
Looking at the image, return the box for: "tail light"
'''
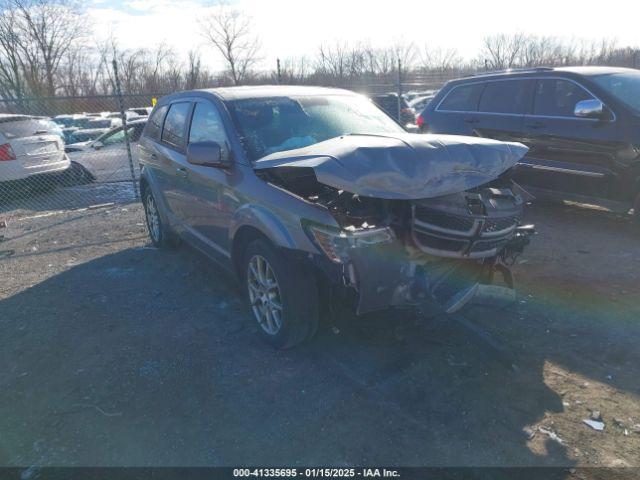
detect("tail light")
[0,143,16,161]
[416,114,426,130]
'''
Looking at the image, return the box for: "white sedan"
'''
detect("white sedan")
[0,114,69,183]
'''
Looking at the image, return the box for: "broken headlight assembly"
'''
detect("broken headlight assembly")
[303,221,396,263]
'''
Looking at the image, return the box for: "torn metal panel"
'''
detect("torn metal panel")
[254,133,528,200]
[348,242,415,314]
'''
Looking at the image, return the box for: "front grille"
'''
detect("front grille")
[414,206,476,234]
[411,207,520,259]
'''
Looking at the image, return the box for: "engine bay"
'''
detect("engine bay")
[257,166,524,261]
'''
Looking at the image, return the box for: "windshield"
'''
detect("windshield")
[228,94,404,161]
[591,71,640,114]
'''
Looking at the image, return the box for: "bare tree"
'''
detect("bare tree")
[392,41,417,71]
[185,50,203,89]
[199,3,260,85]
[7,0,87,96]
[420,45,462,72]
[480,33,527,70]
[0,7,26,99]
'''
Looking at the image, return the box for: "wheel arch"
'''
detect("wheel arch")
[230,225,275,278]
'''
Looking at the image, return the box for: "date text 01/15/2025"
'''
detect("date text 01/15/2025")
[233,468,401,478]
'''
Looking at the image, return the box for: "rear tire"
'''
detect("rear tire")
[143,188,178,248]
[242,239,319,349]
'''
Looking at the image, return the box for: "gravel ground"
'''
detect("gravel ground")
[1,192,639,469]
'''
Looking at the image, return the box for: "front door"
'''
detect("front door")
[515,78,621,200]
[179,100,236,255]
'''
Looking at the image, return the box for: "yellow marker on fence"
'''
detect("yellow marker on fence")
[151,97,157,106]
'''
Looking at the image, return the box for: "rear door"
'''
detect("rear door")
[158,102,193,221]
[427,82,485,135]
[516,78,619,199]
[139,102,192,224]
[473,79,533,143]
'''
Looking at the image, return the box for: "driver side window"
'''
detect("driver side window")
[533,79,594,117]
[188,102,228,148]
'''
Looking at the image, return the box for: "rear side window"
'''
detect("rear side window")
[161,102,190,148]
[479,80,531,114]
[533,79,594,117]
[146,105,167,141]
[438,83,484,112]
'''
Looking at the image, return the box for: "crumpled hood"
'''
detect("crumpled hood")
[254,133,528,200]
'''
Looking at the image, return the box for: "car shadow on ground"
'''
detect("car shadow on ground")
[1,243,578,471]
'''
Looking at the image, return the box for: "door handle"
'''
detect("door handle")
[176,167,188,178]
[464,117,480,124]
[525,121,546,129]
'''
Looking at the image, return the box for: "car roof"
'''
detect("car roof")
[456,65,637,83]
[168,85,357,102]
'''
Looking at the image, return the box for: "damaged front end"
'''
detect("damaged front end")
[255,133,534,315]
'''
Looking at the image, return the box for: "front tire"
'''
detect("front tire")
[243,239,319,349]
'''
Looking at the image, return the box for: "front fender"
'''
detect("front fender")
[228,203,300,250]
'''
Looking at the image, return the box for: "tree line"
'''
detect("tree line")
[1,0,639,100]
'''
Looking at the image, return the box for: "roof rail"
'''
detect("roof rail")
[464,66,554,78]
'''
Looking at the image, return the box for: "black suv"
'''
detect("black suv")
[420,67,640,216]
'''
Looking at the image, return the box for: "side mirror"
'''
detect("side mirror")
[187,141,231,169]
[93,141,103,150]
[574,99,606,119]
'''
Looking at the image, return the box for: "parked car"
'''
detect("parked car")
[54,114,92,129]
[86,117,121,129]
[408,94,435,114]
[404,89,438,102]
[138,86,533,348]
[370,93,416,127]
[420,66,640,217]
[0,114,69,184]
[64,128,109,145]
[30,117,65,141]
[66,119,146,183]
[66,119,146,153]
[127,107,152,117]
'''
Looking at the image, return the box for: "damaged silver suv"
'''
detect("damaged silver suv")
[139,86,533,348]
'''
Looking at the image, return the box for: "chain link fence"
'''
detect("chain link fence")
[0,91,160,229]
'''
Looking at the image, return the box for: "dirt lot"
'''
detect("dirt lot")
[1,194,639,470]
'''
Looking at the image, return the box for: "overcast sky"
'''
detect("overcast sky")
[88,0,640,70]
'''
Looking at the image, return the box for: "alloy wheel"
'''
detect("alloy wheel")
[145,193,161,243]
[247,254,283,335]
